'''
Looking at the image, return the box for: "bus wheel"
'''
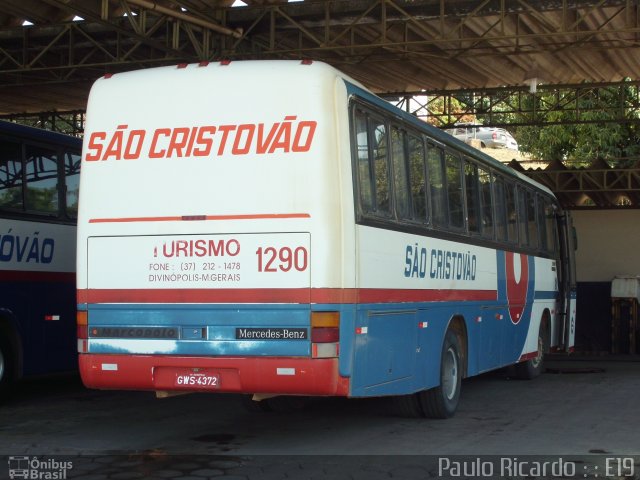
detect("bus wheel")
[418,329,462,419]
[0,336,14,394]
[515,323,548,380]
[392,393,423,418]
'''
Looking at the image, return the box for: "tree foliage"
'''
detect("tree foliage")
[425,96,475,127]
[503,83,640,166]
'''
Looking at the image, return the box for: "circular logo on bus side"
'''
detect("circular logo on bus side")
[505,252,529,324]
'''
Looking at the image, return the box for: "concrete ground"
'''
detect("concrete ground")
[0,356,638,479]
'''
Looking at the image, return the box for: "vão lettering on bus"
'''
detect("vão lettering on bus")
[84,117,318,161]
[0,229,55,264]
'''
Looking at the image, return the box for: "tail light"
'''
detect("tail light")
[311,311,339,358]
[77,310,88,353]
[492,132,498,139]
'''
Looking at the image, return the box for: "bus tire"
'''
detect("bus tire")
[418,329,462,419]
[0,335,14,395]
[392,393,423,418]
[515,322,548,380]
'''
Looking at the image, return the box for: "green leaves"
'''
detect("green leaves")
[511,83,640,166]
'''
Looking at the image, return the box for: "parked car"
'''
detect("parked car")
[446,125,518,151]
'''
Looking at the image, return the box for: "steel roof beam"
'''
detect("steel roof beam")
[382,81,640,128]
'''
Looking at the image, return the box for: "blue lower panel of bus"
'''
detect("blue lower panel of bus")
[87,304,314,357]
[348,299,532,397]
[1,278,77,377]
[350,303,447,396]
[85,293,555,398]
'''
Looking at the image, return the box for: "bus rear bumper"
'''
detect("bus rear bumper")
[79,354,350,396]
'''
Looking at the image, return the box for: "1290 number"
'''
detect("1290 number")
[256,246,308,272]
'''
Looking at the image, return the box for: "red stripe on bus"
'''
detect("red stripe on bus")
[355,288,496,303]
[519,351,538,362]
[0,270,75,283]
[77,288,497,304]
[312,288,496,303]
[89,213,311,223]
[77,288,310,304]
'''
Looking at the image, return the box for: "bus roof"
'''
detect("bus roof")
[0,120,82,149]
[86,60,553,198]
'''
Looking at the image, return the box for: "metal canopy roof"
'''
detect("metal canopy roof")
[1,0,639,114]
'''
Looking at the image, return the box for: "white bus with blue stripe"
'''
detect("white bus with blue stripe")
[77,60,576,417]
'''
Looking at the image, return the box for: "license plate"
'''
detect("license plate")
[175,373,220,388]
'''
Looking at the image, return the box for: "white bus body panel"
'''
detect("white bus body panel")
[77,62,356,296]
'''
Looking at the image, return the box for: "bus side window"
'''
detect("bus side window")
[391,126,410,219]
[0,140,23,210]
[354,109,374,214]
[479,167,494,239]
[371,120,391,215]
[65,150,81,219]
[494,175,508,242]
[527,190,539,250]
[427,144,447,228]
[505,181,518,243]
[517,186,529,247]
[24,144,58,215]
[446,152,464,230]
[408,134,427,222]
[544,199,558,255]
[537,194,547,251]
[464,159,481,234]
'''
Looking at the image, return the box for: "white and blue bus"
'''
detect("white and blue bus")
[77,61,576,417]
[0,120,80,394]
